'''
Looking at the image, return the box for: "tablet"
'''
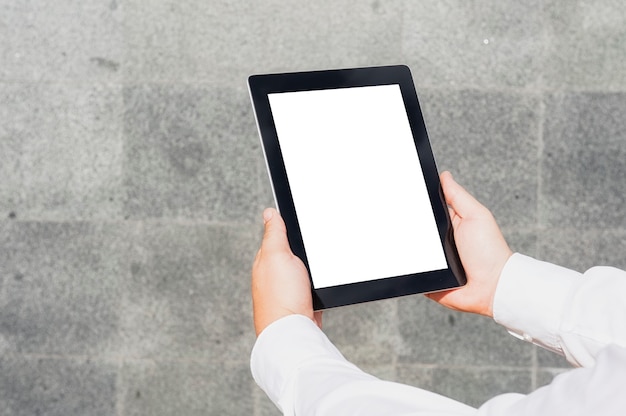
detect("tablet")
[248,65,466,310]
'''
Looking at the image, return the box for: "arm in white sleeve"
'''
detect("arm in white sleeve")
[493,253,626,367]
[251,314,475,416]
[251,254,626,415]
[476,344,626,415]
[251,315,626,416]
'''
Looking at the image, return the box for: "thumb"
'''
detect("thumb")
[261,208,291,253]
[440,171,487,219]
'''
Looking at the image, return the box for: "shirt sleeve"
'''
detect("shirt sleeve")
[251,314,476,416]
[251,315,626,416]
[476,344,626,415]
[251,254,626,415]
[493,253,626,367]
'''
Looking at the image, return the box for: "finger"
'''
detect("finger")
[440,171,486,219]
[425,290,463,310]
[313,311,323,329]
[260,208,291,253]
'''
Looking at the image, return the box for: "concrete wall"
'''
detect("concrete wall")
[1,1,625,414]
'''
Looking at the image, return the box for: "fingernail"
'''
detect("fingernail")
[263,208,273,223]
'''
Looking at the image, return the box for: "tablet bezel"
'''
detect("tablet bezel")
[249,65,466,310]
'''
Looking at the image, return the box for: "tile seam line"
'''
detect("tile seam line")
[0,79,626,95]
[2,352,254,365]
[3,352,572,373]
[387,363,538,371]
[4,353,541,373]
[501,225,626,233]
[0,219,259,227]
[115,360,125,416]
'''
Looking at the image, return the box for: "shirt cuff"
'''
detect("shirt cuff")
[250,314,347,414]
[493,253,582,353]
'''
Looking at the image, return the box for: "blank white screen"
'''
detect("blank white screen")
[268,85,447,289]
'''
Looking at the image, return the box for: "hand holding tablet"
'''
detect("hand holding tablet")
[249,65,466,310]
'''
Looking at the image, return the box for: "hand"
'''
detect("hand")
[252,208,323,336]
[426,172,513,317]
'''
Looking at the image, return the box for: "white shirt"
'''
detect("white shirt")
[251,253,626,415]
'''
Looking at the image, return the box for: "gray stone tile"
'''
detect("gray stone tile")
[258,171,277,212]
[0,221,12,300]
[396,365,532,408]
[543,0,626,90]
[121,360,253,416]
[397,295,533,366]
[0,83,32,219]
[254,1,405,72]
[0,2,122,82]
[324,298,398,365]
[122,1,252,85]
[360,363,397,382]
[0,82,124,221]
[122,84,265,222]
[536,346,570,369]
[394,364,436,392]
[0,221,132,356]
[0,115,22,218]
[536,367,569,389]
[119,223,258,361]
[122,1,404,85]
[537,228,626,274]
[402,0,545,89]
[501,230,538,259]
[0,356,117,416]
[420,89,540,228]
[540,92,626,228]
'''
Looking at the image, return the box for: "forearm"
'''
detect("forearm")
[493,254,626,367]
[251,315,351,414]
[251,314,474,416]
[477,345,626,415]
[251,312,626,415]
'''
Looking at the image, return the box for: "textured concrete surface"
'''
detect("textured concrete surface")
[1,0,625,414]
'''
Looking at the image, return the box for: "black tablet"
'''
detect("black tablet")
[248,65,466,310]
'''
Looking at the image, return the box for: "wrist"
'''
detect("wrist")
[485,248,513,318]
[254,305,295,337]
